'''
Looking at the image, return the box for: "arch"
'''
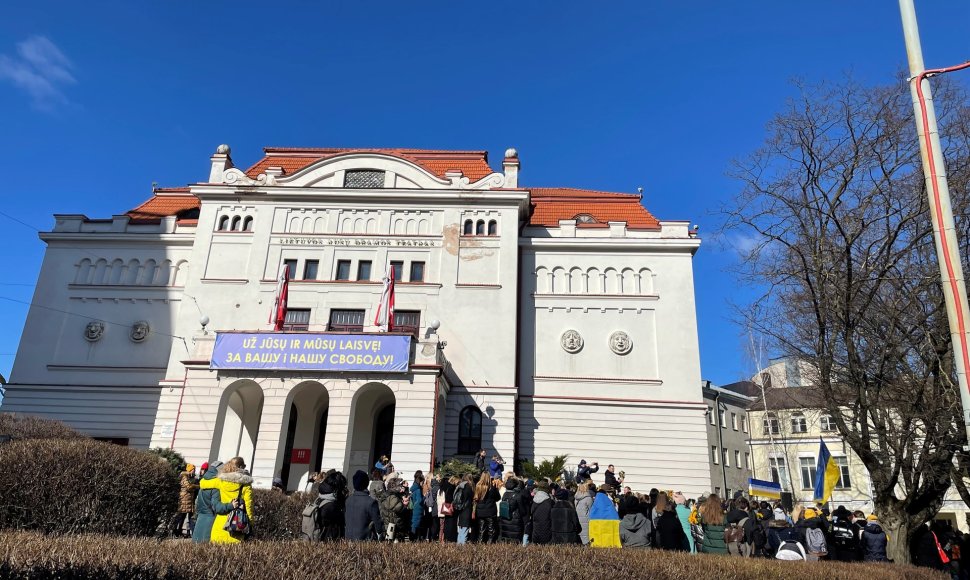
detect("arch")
[457,405,482,455]
[313,216,327,233]
[418,218,429,235]
[353,217,364,233]
[243,216,254,232]
[393,219,405,235]
[475,220,485,236]
[621,268,636,294]
[125,259,141,285]
[302,216,314,233]
[341,217,353,233]
[346,382,396,476]
[156,259,173,286]
[638,268,654,294]
[277,381,330,491]
[487,220,498,236]
[406,219,417,235]
[92,259,108,285]
[289,216,301,232]
[218,215,230,231]
[463,219,473,235]
[568,267,584,294]
[210,379,264,468]
[173,260,189,287]
[551,267,567,294]
[366,218,377,234]
[603,267,619,294]
[231,216,242,231]
[586,267,601,293]
[140,259,157,286]
[109,259,125,285]
[76,259,93,284]
[535,266,550,294]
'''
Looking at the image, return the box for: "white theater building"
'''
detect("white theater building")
[3,145,709,493]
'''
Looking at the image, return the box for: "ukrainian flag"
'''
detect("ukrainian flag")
[813,438,840,504]
[588,492,621,548]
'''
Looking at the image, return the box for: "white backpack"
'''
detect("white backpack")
[776,540,807,560]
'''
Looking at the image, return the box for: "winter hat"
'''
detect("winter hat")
[318,481,334,495]
[505,479,519,490]
[554,488,569,501]
[185,463,195,472]
[804,508,818,519]
[579,459,588,466]
[352,470,369,492]
[774,507,787,521]
[200,462,209,472]
[867,514,879,521]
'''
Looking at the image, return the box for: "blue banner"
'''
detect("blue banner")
[210,333,411,372]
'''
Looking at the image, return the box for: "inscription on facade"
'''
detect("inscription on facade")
[274,236,440,248]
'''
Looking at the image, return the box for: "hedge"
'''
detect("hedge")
[0,531,946,580]
[0,438,179,536]
[250,489,311,540]
[0,413,86,440]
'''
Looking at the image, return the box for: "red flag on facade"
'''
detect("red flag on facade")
[374,265,395,332]
[272,264,289,331]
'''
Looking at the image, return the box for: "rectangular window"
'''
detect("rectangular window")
[328,309,364,332]
[791,414,808,434]
[303,260,319,280]
[357,260,372,282]
[764,416,780,435]
[711,446,719,465]
[343,169,385,188]
[393,310,421,336]
[769,457,790,489]
[283,259,298,279]
[390,261,404,281]
[741,416,748,433]
[834,456,851,489]
[410,261,425,282]
[731,413,738,431]
[744,452,750,469]
[335,260,352,281]
[800,457,817,490]
[735,450,741,469]
[715,486,721,496]
[718,409,726,428]
[709,408,715,426]
[283,308,310,331]
[820,414,836,432]
[722,448,730,467]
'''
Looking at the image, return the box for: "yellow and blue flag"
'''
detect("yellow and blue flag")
[813,438,840,504]
[588,492,622,548]
[748,477,782,500]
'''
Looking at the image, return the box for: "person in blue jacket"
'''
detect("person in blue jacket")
[488,456,505,479]
[410,471,425,540]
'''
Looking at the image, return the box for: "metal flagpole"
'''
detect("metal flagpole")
[899,0,970,444]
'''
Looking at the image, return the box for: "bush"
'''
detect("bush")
[0,438,179,537]
[147,447,186,474]
[250,489,311,541]
[437,458,479,479]
[521,454,568,482]
[0,530,948,579]
[0,413,87,440]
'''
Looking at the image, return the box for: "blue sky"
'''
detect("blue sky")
[1,1,968,391]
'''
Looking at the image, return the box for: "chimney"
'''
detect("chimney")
[208,144,234,183]
[503,147,519,188]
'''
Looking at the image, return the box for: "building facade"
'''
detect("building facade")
[702,381,753,499]
[2,145,709,493]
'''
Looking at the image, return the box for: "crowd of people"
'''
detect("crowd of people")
[170,451,969,576]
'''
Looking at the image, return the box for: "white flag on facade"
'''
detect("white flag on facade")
[374,265,395,332]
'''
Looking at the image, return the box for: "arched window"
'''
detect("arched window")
[476,220,485,236]
[487,220,497,236]
[231,216,242,231]
[463,220,473,235]
[457,405,482,455]
[573,213,597,224]
[790,412,807,434]
[243,216,253,231]
[218,215,229,231]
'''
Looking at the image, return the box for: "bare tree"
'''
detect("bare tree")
[725,75,970,563]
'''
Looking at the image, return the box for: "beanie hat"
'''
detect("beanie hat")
[804,508,818,519]
[352,470,369,492]
[554,488,569,501]
[579,459,587,466]
[185,463,195,472]
[318,481,334,495]
[505,479,519,490]
[867,514,878,521]
[200,462,209,472]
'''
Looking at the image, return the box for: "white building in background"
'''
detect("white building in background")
[2,145,708,493]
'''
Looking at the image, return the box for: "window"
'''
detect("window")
[791,413,808,434]
[390,261,404,281]
[476,220,485,235]
[726,488,732,500]
[574,213,597,224]
[231,216,241,231]
[394,310,420,336]
[708,407,715,426]
[335,260,352,281]
[718,408,726,428]
[799,457,817,490]
[744,452,750,469]
[282,308,311,331]
[760,372,772,389]
[741,416,748,433]
[343,169,385,188]
[410,261,425,283]
[715,486,721,496]
[217,216,229,231]
[834,456,851,489]
[457,406,482,455]
[768,457,790,489]
[711,446,719,465]
[487,220,498,236]
[820,414,836,432]
[735,450,741,469]
[463,220,473,235]
[283,259,298,280]
[328,309,364,332]
[763,413,780,435]
[357,260,372,281]
[303,260,319,280]
[243,216,253,231]
[722,448,730,467]
[731,412,738,431]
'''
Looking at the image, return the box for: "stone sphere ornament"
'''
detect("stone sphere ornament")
[561,329,584,354]
[609,331,633,355]
[216,144,231,154]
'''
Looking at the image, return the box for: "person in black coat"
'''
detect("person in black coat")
[440,477,458,543]
[913,522,949,570]
[575,460,599,483]
[498,479,525,543]
[657,501,690,551]
[530,482,554,545]
[345,470,384,541]
[550,489,582,544]
[604,465,622,490]
[455,474,475,544]
[474,474,501,543]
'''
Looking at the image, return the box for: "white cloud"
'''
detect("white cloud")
[0,36,75,110]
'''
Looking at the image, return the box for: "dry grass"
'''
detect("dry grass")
[0,531,946,580]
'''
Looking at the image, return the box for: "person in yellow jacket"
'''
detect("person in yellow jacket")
[199,456,254,544]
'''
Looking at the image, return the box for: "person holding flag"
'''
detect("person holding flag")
[813,437,841,506]
[374,264,395,332]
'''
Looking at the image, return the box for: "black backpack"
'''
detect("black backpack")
[749,522,768,555]
[831,521,856,547]
[452,484,468,513]
[500,491,519,520]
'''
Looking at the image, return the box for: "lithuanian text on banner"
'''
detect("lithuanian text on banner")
[209,333,411,372]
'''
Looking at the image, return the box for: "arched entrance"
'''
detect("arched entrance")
[347,382,395,475]
[278,381,330,491]
[211,379,264,467]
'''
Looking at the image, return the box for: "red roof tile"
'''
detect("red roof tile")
[243,148,494,181]
[126,188,199,223]
[527,187,661,229]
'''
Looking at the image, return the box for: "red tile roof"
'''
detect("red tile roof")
[244,147,494,181]
[527,187,661,230]
[126,188,199,224]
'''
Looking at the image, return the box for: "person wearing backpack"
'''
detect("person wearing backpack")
[574,481,594,545]
[191,461,235,543]
[767,517,804,560]
[795,507,829,560]
[828,506,860,561]
[454,474,474,544]
[301,478,342,541]
[498,478,525,543]
[379,477,408,542]
[723,497,750,557]
[200,456,254,545]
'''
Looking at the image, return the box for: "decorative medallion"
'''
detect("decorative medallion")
[130,321,150,343]
[421,343,436,357]
[84,320,105,342]
[609,331,633,355]
[560,329,584,354]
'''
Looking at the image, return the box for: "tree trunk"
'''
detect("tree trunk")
[879,505,912,564]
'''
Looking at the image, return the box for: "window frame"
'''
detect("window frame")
[463,220,473,236]
[409,261,425,283]
[390,261,404,281]
[393,310,421,337]
[768,456,789,489]
[763,413,780,436]
[799,456,817,490]
[335,260,352,281]
[357,260,372,282]
[303,260,319,281]
[283,259,298,280]
[735,450,741,469]
[328,308,365,332]
[457,405,482,455]
[820,414,836,432]
[711,445,719,465]
[790,412,808,434]
[722,447,730,467]
[834,456,851,489]
[731,412,738,431]
[282,308,311,331]
[718,408,726,429]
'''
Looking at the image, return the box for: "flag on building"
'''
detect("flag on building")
[374,265,395,332]
[271,264,289,331]
[588,491,621,548]
[813,438,840,504]
[748,477,782,500]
